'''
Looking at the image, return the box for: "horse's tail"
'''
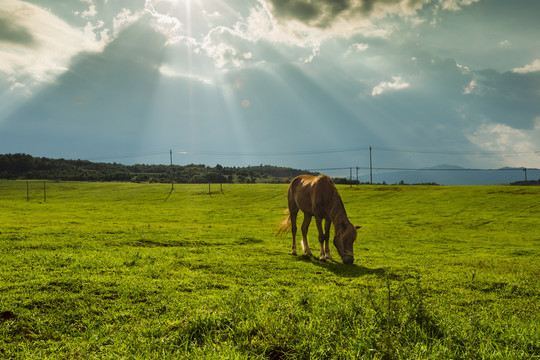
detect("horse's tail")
[276,209,291,236]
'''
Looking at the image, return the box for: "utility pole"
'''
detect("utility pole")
[523,168,528,184]
[369,146,373,185]
[170,150,174,191]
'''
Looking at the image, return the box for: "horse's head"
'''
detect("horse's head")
[334,222,361,264]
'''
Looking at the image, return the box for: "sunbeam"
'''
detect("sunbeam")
[2,0,539,170]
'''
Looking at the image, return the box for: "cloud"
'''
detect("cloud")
[0,16,34,45]
[469,68,540,130]
[371,76,410,96]
[440,0,481,12]
[0,0,103,92]
[463,79,479,95]
[75,5,98,19]
[201,27,253,68]
[159,65,215,85]
[144,0,183,44]
[264,0,431,28]
[512,59,540,74]
[113,8,142,34]
[344,42,369,56]
[0,19,170,152]
[467,123,540,167]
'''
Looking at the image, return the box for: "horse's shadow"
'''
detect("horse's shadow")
[295,255,385,278]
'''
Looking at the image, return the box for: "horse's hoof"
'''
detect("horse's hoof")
[319,256,327,262]
[291,250,297,256]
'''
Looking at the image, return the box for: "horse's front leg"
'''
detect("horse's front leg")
[315,218,327,261]
[324,219,332,261]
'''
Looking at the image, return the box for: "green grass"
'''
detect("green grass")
[1,180,539,359]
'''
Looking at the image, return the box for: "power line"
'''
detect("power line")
[77,144,538,162]
[177,146,538,157]
[308,166,529,172]
[86,150,170,161]
[176,146,371,157]
[371,146,538,155]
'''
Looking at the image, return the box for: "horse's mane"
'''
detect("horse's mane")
[328,187,348,224]
[328,186,356,242]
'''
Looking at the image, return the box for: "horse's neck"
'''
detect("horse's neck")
[329,192,349,225]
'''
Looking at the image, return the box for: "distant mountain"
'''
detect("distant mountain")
[359,165,539,185]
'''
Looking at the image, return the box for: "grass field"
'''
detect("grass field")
[1,180,539,359]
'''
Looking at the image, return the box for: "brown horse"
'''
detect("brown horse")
[277,175,360,264]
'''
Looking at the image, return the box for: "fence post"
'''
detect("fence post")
[43,181,46,202]
[170,150,174,191]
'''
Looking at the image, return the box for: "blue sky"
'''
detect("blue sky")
[1,0,539,173]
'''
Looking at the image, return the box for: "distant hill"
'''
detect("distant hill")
[359,165,539,185]
[0,154,317,184]
[2,154,537,185]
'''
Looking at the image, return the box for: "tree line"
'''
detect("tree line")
[0,154,318,184]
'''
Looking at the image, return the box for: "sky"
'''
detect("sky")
[1,0,539,174]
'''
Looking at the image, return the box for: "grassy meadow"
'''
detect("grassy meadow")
[0,180,539,359]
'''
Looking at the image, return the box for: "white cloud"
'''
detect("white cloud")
[0,0,105,93]
[371,76,410,96]
[456,63,470,74]
[512,59,540,74]
[344,43,369,57]
[241,4,323,48]
[113,8,142,34]
[83,20,110,50]
[186,0,398,70]
[467,123,540,167]
[440,0,481,12]
[144,0,183,44]
[159,65,215,85]
[9,80,32,98]
[231,2,392,64]
[264,0,432,29]
[201,27,248,68]
[463,79,479,95]
[76,5,97,19]
[202,10,221,19]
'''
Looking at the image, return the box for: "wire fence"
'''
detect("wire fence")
[311,166,540,186]
[2,145,539,192]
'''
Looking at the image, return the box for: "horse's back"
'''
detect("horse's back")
[289,175,336,215]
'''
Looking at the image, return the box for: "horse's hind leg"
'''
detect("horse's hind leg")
[301,215,313,257]
[290,208,298,255]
